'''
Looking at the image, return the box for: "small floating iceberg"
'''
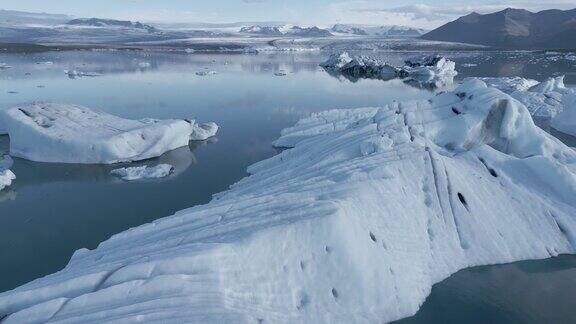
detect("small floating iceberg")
[0,63,11,69]
[195,71,217,76]
[111,164,174,181]
[1,80,576,323]
[404,55,457,78]
[0,169,15,191]
[189,120,219,141]
[0,156,15,191]
[0,103,218,164]
[64,70,102,78]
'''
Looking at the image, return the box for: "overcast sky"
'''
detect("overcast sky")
[4,0,576,29]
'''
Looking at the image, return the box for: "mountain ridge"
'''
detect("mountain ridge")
[422,7,576,49]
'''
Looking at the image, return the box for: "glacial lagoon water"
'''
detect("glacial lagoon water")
[1,50,576,323]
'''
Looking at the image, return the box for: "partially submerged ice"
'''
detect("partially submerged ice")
[111,164,174,181]
[0,155,15,191]
[189,121,219,141]
[64,70,102,78]
[1,79,576,323]
[320,52,457,89]
[321,52,408,80]
[0,103,218,164]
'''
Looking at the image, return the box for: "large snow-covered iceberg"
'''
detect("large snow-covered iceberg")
[1,80,576,323]
[0,103,218,164]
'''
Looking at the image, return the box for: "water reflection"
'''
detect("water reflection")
[396,255,576,324]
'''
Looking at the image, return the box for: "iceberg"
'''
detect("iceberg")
[482,76,576,136]
[111,164,174,181]
[0,79,575,323]
[64,70,102,78]
[480,76,573,118]
[321,52,407,80]
[550,92,576,137]
[404,55,457,78]
[195,71,217,76]
[189,121,219,141]
[0,103,217,164]
[0,155,15,191]
[320,52,456,90]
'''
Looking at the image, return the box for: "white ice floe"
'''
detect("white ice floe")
[137,62,151,68]
[64,70,102,78]
[1,79,576,323]
[0,155,15,191]
[36,61,53,65]
[111,164,174,181]
[0,169,15,191]
[0,63,11,69]
[189,120,219,141]
[403,56,457,78]
[0,103,217,164]
[195,70,217,76]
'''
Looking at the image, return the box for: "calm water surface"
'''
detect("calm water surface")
[1,50,576,323]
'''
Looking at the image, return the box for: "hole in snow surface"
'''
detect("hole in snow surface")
[457,192,467,207]
[331,288,339,299]
[369,232,377,242]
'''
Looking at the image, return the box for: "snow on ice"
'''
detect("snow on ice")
[482,75,576,136]
[1,79,576,323]
[111,164,174,181]
[0,103,218,164]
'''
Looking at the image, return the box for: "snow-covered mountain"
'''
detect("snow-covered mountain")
[239,25,283,36]
[332,24,427,37]
[421,8,576,49]
[239,25,333,37]
[66,18,158,33]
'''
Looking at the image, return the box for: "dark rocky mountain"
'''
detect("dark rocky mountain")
[421,8,576,49]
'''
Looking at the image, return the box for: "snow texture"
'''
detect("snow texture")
[1,80,576,323]
[481,76,575,119]
[111,164,174,181]
[0,103,216,164]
